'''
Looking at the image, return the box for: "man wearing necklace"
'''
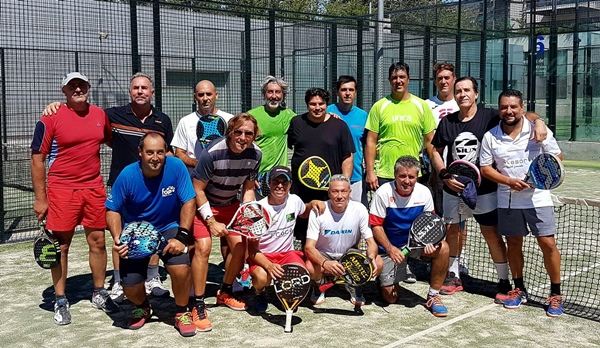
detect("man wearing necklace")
[247,166,324,312]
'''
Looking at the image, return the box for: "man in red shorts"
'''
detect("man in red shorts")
[247,166,324,312]
[191,113,262,331]
[31,72,118,325]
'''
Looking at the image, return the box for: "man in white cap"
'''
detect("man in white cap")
[31,72,118,325]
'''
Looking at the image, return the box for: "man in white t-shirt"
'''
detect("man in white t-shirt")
[171,80,234,171]
[304,175,382,306]
[248,166,324,312]
[369,156,450,317]
[480,89,564,318]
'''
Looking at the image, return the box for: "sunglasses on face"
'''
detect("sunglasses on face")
[233,129,255,137]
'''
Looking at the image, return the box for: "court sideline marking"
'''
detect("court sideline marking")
[381,260,600,347]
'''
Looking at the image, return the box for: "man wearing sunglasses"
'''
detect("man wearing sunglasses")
[191,113,262,331]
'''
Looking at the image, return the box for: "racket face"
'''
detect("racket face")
[527,153,564,190]
[448,160,481,186]
[273,263,311,306]
[298,156,331,190]
[339,251,373,286]
[409,211,446,247]
[33,225,60,269]
[227,202,271,238]
[120,221,161,259]
[196,114,226,149]
[257,172,271,197]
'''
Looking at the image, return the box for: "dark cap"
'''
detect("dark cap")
[269,165,291,181]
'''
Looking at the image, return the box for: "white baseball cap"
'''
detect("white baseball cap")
[62,72,89,87]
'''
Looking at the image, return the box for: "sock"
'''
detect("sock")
[137,299,150,308]
[513,277,526,292]
[550,283,561,296]
[147,265,159,280]
[428,287,439,297]
[113,269,121,283]
[175,305,187,314]
[494,262,509,280]
[93,287,105,294]
[221,283,233,295]
[448,256,459,278]
[56,294,67,301]
[195,295,205,306]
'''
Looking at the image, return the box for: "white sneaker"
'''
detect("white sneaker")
[404,265,417,284]
[145,276,170,297]
[311,287,326,305]
[110,282,125,303]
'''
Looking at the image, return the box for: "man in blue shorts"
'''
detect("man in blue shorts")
[106,133,196,336]
[480,89,564,317]
[370,156,449,317]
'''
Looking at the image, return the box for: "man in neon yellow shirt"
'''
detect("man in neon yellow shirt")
[247,76,296,179]
[365,62,436,191]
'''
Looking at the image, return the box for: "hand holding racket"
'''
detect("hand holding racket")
[298,156,331,190]
[318,251,374,293]
[33,220,61,269]
[523,153,564,190]
[273,263,311,333]
[196,113,227,149]
[117,221,188,259]
[256,172,271,197]
[447,160,481,186]
[226,202,272,239]
[401,211,446,256]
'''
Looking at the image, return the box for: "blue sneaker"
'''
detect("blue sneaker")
[426,294,448,317]
[504,288,528,309]
[545,295,564,318]
[254,291,269,312]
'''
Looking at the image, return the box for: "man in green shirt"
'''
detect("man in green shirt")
[247,76,296,178]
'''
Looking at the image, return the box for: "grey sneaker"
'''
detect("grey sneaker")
[91,289,120,313]
[54,298,71,325]
[110,282,125,304]
[145,276,170,297]
[345,284,366,306]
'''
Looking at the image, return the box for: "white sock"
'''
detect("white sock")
[113,269,121,283]
[147,265,159,280]
[428,287,439,297]
[448,257,460,278]
[494,262,509,280]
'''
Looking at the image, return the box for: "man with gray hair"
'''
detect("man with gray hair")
[43,71,174,302]
[304,174,382,306]
[247,75,296,192]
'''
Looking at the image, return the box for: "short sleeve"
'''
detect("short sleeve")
[479,132,494,167]
[306,209,321,241]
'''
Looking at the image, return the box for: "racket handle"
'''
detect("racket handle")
[284,309,293,333]
[400,248,410,256]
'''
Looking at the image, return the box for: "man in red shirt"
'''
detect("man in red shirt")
[31,72,118,326]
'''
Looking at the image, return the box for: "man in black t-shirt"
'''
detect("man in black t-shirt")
[287,88,355,244]
[431,77,547,302]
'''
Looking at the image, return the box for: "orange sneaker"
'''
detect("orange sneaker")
[191,303,213,332]
[216,290,247,311]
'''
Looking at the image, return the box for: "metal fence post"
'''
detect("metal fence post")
[153,0,162,110]
[130,0,141,74]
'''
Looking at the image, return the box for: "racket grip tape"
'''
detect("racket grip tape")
[400,248,410,256]
[284,310,293,333]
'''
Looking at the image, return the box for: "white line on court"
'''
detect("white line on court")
[381,261,600,347]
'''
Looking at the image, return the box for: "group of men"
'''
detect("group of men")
[30,62,565,337]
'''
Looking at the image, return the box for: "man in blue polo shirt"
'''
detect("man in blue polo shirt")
[327,75,368,206]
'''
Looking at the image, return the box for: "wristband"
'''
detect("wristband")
[438,168,452,180]
[321,259,327,269]
[174,227,191,246]
[197,202,212,220]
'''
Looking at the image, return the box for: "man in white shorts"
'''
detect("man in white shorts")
[480,89,564,318]
[370,156,450,317]
[304,175,382,306]
[248,166,324,312]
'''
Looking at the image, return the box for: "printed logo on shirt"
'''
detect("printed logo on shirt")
[324,229,353,236]
[96,122,102,126]
[437,108,454,119]
[286,213,295,222]
[452,132,480,164]
[392,115,413,122]
[162,186,175,197]
[107,193,113,202]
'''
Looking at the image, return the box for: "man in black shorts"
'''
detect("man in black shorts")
[106,133,195,336]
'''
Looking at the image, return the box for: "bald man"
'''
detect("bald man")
[171,80,234,169]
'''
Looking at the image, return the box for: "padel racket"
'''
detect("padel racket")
[226,202,272,238]
[298,156,331,190]
[524,153,564,190]
[257,172,271,197]
[119,221,170,259]
[196,113,226,149]
[33,221,61,269]
[447,159,481,186]
[401,211,446,255]
[273,263,311,333]
[318,251,373,293]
